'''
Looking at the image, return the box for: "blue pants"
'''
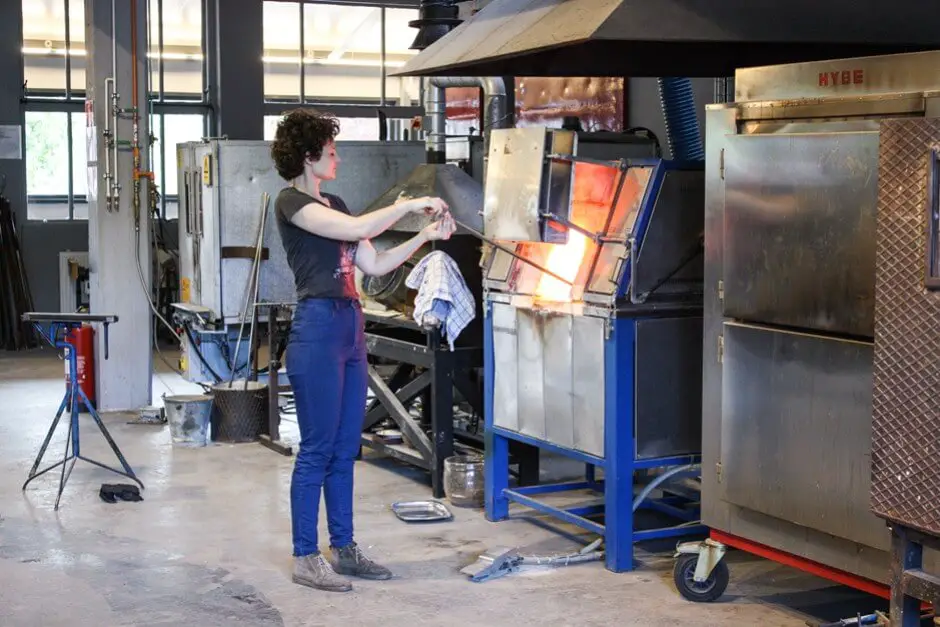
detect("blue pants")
[286,298,367,557]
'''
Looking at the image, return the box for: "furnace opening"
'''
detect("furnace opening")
[535,230,590,302]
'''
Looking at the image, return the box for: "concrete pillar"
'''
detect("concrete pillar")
[207,0,263,140]
[84,0,153,411]
[0,2,26,229]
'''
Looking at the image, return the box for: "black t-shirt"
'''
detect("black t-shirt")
[274,186,359,301]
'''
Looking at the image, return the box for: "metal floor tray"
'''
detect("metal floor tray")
[391,500,453,523]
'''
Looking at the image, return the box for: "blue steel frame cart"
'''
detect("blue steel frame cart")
[480,127,707,572]
[21,312,143,510]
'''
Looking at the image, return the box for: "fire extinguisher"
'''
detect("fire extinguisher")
[65,324,96,410]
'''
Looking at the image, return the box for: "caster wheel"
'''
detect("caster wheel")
[673,553,729,603]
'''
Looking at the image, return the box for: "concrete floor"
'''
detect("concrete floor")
[0,349,885,626]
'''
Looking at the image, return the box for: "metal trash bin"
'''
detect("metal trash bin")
[211,380,267,443]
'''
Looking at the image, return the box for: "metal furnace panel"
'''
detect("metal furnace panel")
[215,142,294,322]
[516,309,547,440]
[492,303,519,432]
[491,303,606,458]
[572,315,606,457]
[634,316,703,460]
[542,314,574,448]
[633,169,705,299]
[195,144,223,320]
[722,132,879,338]
[870,118,940,536]
[176,143,197,307]
[720,322,883,550]
[483,127,576,242]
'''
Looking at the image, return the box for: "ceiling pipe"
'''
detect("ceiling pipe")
[424,76,509,174]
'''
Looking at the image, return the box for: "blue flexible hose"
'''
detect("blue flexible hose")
[657,77,704,162]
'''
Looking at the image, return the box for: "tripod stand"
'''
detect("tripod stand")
[21,312,144,510]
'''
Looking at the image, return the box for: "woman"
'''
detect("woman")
[271,109,455,593]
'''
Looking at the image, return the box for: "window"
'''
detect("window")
[383,8,421,107]
[263,114,414,143]
[25,111,88,221]
[22,0,83,96]
[149,0,205,101]
[263,2,419,106]
[151,113,206,220]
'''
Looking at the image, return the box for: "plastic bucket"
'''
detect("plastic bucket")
[164,394,213,448]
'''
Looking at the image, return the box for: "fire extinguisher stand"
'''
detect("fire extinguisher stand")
[20,312,143,510]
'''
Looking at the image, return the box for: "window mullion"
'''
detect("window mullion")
[66,112,74,220]
[299,2,305,104]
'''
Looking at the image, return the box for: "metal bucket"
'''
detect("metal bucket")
[163,394,213,448]
[443,455,485,508]
[210,380,267,443]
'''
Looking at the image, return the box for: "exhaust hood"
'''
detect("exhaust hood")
[361,163,484,234]
[392,0,940,78]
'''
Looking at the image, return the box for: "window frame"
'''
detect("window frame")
[22,0,209,221]
[262,1,420,108]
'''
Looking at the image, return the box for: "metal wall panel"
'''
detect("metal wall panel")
[634,316,703,460]
[720,322,883,549]
[722,132,879,338]
[870,118,940,536]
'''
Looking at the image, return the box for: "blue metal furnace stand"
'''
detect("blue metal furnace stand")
[481,155,706,573]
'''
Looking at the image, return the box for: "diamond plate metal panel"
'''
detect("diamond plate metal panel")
[871,118,940,536]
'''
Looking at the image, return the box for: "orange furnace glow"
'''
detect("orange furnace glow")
[535,230,589,302]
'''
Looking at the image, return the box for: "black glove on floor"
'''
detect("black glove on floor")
[99,483,143,503]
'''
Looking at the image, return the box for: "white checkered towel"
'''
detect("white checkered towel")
[405,250,476,351]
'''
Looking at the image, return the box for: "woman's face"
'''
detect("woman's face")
[308,140,339,181]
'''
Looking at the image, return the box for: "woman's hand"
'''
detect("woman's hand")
[407,196,449,219]
[421,212,456,242]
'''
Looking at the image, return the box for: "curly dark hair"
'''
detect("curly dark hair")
[270,108,340,180]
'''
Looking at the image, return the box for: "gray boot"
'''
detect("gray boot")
[292,553,352,592]
[330,543,392,580]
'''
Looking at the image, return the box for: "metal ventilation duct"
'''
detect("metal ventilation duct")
[408,0,462,51]
[392,0,940,78]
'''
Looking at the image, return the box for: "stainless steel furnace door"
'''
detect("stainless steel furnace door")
[720,321,884,550]
[722,132,880,338]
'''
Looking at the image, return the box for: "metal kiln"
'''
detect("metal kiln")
[696,50,940,595]
[481,126,707,572]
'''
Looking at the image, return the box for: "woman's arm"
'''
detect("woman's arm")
[290,196,447,242]
[355,214,456,276]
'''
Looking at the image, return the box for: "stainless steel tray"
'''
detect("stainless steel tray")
[391,500,453,523]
